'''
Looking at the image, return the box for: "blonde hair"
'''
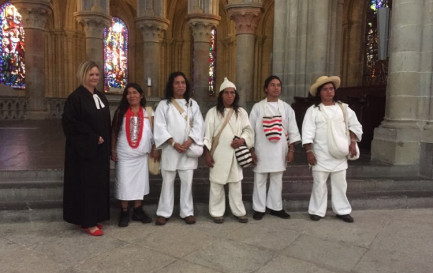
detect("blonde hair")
[76,60,99,84]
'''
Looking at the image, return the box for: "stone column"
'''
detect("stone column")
[136,17,169,98]
[188,15,220,106]
[273,0,342,101]
[226,3,262,107]
[74,12,111,90]
[371,0,428,165]
[13,0,51,119]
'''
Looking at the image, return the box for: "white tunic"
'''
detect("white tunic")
[154,99,204,171]
[114,108,153,200]
[250,99,301,173]
[203,107,254,184]
[302,103,363,172]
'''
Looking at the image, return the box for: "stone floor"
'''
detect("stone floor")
[1,207,433,273]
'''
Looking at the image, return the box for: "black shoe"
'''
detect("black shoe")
[253,211,265,220]
[118,209,130,227]
[235,215,248,223]
[269,209,291,219]
[309,214,321,221]
[182,215,196,225]
[155,216,168,226]
[132,206,152,223]
[336,214,354,223]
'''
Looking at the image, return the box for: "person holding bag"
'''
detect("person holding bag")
[249,75,301,220]
[302,76,362,223]
[203,77,254,224]
[153,72,204,225]
[111,83,159,227]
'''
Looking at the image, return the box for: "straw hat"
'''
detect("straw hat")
[309,76,341,97]
[219,77,236,92]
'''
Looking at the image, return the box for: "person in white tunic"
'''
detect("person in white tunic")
[111,83,160,227]
[249,75,301,220]
[302,76,363,223]
[154,72,204,225]
[203,77,254,224]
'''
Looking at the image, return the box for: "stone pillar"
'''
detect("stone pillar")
[136,0,170,98]
[273,0,342,101]
[13,0,51,119]
[74,1,110,91]
[74,13,110,89]
[136,18,169,98]
[371,0,429,165]
[226,3,262,107]
[188,15,220,106]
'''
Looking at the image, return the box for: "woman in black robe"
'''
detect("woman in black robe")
[62,60,111,236]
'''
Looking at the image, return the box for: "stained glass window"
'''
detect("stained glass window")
[208,27,216,96]
[364,0,391,86]
[0,2,25,89]
[104,17,128,92]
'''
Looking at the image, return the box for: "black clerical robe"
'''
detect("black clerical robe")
[62,85,111,227]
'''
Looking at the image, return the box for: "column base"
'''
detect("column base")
[25,110,49,120]
[371,126,421,165]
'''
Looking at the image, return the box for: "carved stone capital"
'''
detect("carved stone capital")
[226,6,262,35]
[188,15,220,43]
[74,12,111,39]
[136,17,169,43]
[12,0,52,30]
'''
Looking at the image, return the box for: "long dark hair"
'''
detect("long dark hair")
[216,89,240,117]
[164,71,191,105]
[312,81,337,108]
[263,75,282,93]
[112,82,147,139]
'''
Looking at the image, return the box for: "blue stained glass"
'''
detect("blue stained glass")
[0,2,25,89]
[104,17,128,92]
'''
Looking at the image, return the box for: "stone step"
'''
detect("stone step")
[1,168,432,205]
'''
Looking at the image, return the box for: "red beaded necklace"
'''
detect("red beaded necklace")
[125,107,144,148]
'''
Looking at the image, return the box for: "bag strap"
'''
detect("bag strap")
[210,108,234,156]
[337,101,349,134]
[171,98,188,121]
[145,106,154,132]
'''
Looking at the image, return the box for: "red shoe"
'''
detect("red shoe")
[84,227,104,236]
[79,223,103,229]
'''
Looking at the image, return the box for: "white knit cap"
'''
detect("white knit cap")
[219,77,236,92]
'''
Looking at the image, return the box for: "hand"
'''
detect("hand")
[349,142,357,158]
[150,148,161,161]
[231,138,245,149]
[251,150,258,165]
[173,142,187,153]
[180,137,193,150]
[111,151,117,162]
[306,151,316,166]
[203,149,214,168]
[98,136,104,144]
[286,150,294,163]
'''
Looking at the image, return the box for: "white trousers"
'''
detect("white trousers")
[252,172,284,212]
[308,170,352,217]
[209,181,246,218]
[156,169,194,218]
